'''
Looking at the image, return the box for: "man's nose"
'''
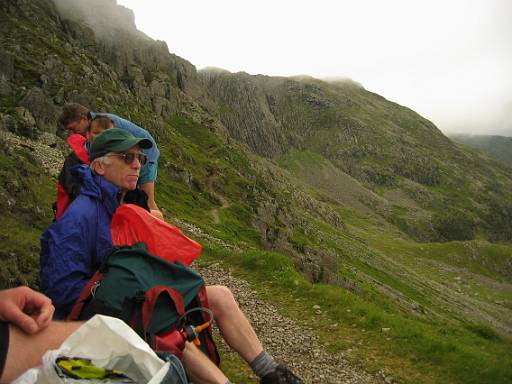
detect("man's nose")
[131,157,142,170]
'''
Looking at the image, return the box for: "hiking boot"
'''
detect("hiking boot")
[260,364,304,384]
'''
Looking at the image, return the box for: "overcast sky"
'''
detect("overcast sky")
[117,0,512,136]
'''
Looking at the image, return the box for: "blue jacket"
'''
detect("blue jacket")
[40,165,121,318]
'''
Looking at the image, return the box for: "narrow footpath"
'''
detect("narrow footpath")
[206,175,230,224]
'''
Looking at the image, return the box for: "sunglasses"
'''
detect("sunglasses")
[105,152,148,165]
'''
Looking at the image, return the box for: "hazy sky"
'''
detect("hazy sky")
[117,0,512,136]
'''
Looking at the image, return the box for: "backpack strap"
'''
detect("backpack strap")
[54,182,70,220]
[68,270,104,320]
[196,286,220,365]
[142,285,186,334]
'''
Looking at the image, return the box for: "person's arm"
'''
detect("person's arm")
[0,287,84,383]
[140,181,161,215]
[39,209,94,318]
[1,321,83,383]
[0,287,83,383]
[108,114,162,214]
[0,287,54,334]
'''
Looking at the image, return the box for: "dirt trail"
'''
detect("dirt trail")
[207,175,230,224]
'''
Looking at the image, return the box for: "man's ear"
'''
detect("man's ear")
[91,159,106,175]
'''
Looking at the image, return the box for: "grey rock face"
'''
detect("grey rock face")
[19,88,60,134]
[199,71,290,159]
[0,51,14,80]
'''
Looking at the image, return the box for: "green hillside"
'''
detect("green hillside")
[450,133,512,168]
[200,70,512,243]
[1,1,511,383]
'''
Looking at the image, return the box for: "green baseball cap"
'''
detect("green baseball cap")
[89,128,153,160]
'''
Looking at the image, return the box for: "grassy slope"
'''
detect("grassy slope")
[0,146,56,288]
[274,149,512,383]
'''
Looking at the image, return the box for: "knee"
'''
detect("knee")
[206,285,238,315]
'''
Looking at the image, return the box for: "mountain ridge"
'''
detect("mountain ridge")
[449,133,512,168]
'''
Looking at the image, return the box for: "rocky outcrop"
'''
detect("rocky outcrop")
[19,87,61,134]
[199,70,292,158]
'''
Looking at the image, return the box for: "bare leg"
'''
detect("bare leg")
[1,321,83,383]
[206,286,263,363]
[182,342,227,384]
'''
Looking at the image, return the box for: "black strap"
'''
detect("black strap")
[0,322,9,379]
[128,292,146,340]
[78,299,122,321]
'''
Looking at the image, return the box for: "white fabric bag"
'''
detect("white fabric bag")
[13,315,183,384]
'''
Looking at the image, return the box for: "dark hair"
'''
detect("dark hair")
[88,115,114,132]
[59,102,89,126]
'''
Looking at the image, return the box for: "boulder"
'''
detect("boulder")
[19,87,60,134]
[14,106,37,138]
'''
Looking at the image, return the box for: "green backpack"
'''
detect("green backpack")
[69,242,220,364]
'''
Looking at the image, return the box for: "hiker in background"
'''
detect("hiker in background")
[0,286,83,383]
[58,102,162,217]
[40,129,303,384]
[54,115,114,219]
[55,113,163,220]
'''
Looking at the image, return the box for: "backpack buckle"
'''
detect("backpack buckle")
[91,281,101,297]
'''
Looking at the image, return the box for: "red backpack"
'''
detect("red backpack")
[110,204,202,265]
[54,134,90,220]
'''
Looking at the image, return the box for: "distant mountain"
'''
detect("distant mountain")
[199,69,512,242]
[449,133,512,168]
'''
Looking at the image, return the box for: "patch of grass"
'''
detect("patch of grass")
[465,324,502,341]
[0,147,56,288]
[157,173,215,224]
[365,229,512,282]
[278,150,328,171]
[288,228,311,251]
[215,204,262,246]
[168,116,223,150]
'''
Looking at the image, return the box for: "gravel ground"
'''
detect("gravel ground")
[196,263,383,384]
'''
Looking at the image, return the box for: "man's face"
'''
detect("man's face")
[64,115,89,136]
[94,145,143,191]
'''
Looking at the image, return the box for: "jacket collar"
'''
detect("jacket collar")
[77,165,121,216]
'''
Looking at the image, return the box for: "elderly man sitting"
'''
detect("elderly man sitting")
[40,129,303,384]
